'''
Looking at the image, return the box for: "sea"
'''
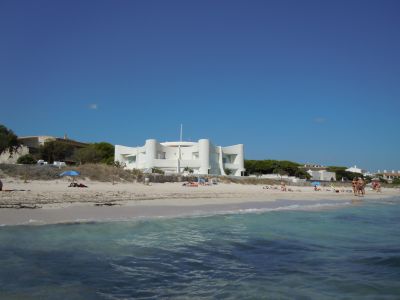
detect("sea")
[1,197,400,299]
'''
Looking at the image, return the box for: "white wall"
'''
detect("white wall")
[307,170,336,181]
[115,139,245,176]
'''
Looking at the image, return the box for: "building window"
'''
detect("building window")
[128,156,136,163]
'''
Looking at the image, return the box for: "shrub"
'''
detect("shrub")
[17,154,36,164]
[152,168,165,175]
[224,168,232,175]
[392,178,400,185]
[73,142,114,165]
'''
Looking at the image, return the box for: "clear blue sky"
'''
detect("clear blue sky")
[1,0,399,171]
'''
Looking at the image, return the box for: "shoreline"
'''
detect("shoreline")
[1,198,354,226]
[1,178,399,226]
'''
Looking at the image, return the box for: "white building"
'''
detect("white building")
[345,165,374,177]
[307,169,336,181]
[115,139,245,176]
[378,170,400,183]
[345,165,365,174]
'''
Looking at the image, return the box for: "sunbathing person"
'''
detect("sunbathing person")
[69,182,88,188]
[314,185,321,191]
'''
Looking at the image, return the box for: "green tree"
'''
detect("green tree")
[73,142,114,165]
[94,142,114,163]
[17,154,36,164]
[244,159,310,179]
[74,146,102,164]
[0,124,20,155]
[40,140,75,163]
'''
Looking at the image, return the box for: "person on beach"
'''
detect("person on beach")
[352,178,358,195]
[280,181,287,192]
[0,178,2,191]
[357,177,365,196]
[372,181,381,192]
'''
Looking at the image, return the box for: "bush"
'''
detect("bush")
[183,166,194,173]
[392,178,400,185]
[152,168,165,175]
[17,154,36,164]
[0,163,143,182]
[224,168,232,175]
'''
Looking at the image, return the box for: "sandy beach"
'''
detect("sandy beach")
[1,177,399,225]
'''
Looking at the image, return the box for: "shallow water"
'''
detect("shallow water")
[1,198,400,299]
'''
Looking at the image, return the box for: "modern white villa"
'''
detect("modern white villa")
[115,139,245,176]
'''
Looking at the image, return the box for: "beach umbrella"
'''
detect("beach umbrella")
[311,181,320,186]
[59,170,80,177]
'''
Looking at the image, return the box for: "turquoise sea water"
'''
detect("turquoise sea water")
[1,198,400,299]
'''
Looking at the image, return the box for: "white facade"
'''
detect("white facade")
[307,169,336,181]
[115,139,245,176]
[345,165,365,174]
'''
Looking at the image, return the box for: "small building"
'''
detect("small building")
[377,170,400,183]
[306,169,336,181]
[115,139,245,176]
[19,135,88,151]
[0,135,88,165]
[345,165,366,174]
[298,164,336,181]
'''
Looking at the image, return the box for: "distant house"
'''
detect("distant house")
[345,165,365,174]
[0,135,88,165]
[306,169,336,181]
[299,164,336,181]
[345,165,375,177]
[115,138,245,176]
[377,170,400,183]
[18,135,88,152]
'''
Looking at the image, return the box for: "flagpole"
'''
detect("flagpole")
[178,124,183,173]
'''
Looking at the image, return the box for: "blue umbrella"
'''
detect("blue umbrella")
[59,170,80,177]
[311,181,320,186]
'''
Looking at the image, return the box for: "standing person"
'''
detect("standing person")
[376,181,381,192]
[352,178,358,195]
[357,177,365,196]
[0,178,3,191]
